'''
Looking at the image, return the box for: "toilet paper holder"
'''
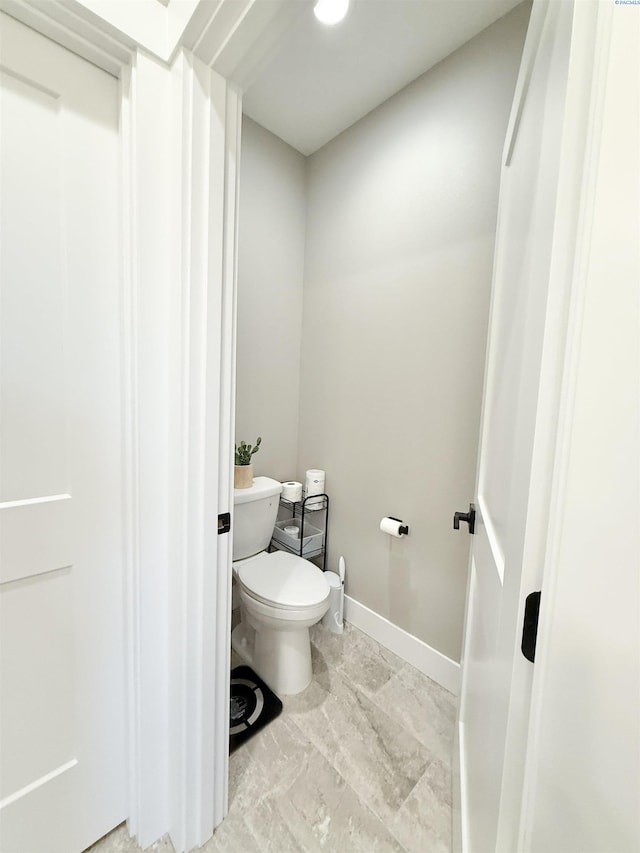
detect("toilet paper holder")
[387,516,409,535]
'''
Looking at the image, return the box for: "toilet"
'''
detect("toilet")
[231,476,330,695]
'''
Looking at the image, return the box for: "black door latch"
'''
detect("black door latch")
[218,512,231,535]
[453,503,476,534]
[521,591,541,663]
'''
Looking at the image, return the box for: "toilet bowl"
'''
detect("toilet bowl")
[232,550,330,695]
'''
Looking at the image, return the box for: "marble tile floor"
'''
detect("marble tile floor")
[88,622,457,853]
[86,826,174,853]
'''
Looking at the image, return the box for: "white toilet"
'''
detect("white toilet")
[231,476,330,695]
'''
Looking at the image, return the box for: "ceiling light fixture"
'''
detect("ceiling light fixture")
[313,0,350,25]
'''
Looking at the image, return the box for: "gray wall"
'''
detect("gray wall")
[236,117,307,481]
[236,4,529,662]
[297,5,529,661]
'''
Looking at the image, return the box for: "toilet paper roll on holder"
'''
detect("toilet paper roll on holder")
[381,516,409,536]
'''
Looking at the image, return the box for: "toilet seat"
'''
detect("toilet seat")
[237,550,329,610]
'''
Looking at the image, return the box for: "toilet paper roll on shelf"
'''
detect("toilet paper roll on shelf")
[305,469,325,511]
[380,517,409,538]
[281,481,303,502]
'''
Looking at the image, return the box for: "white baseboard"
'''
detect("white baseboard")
[344,595,460,695]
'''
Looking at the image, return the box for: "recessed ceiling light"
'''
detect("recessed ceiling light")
[313,0,350,26]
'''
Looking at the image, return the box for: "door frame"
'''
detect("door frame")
[454,0,618,849]
[120,48,243,851]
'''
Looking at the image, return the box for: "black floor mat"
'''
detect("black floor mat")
[229,665,283,753]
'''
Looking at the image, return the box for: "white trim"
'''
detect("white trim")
[212,80,242,831]
[503,0,548,167]
[167,50,240,852]
[123,49,175,850]
[179,0,299,88]
[0,0,134,76]
[61,0,192,61]
[344,595,460,695]
[169,49,214,853]
[119,59,141,848]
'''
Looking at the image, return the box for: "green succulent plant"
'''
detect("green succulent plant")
[235,436,262,466]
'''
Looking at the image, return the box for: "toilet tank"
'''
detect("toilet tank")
[232,476,282,560]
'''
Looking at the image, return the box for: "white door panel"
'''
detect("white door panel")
[0,13,125,852]
[458,2,573,850]
[1,569,75,796]
[0,70,68,503]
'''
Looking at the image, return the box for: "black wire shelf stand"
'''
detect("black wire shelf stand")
[269,493,329,572]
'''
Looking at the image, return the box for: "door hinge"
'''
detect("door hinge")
[521,591,541,662]
[218,512,231,535]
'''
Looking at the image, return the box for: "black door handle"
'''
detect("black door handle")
[453,503,475,534]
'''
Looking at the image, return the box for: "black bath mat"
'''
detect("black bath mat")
[229,665,283,753]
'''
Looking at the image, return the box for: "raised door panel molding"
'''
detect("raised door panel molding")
[0,496,72,585]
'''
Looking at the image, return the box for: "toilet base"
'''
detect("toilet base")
[231,619,313,696]
[231,621,255,667]
[254,622,313,696]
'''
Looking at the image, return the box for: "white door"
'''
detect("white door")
[0,13,126,852]
[519,6,640,851]
[457,2,575,851]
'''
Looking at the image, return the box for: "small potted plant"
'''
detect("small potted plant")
[234,436,261,489]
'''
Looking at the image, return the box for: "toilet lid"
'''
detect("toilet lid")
[237,551,329,608]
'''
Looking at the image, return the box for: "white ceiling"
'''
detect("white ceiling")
[243,0,523,156]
